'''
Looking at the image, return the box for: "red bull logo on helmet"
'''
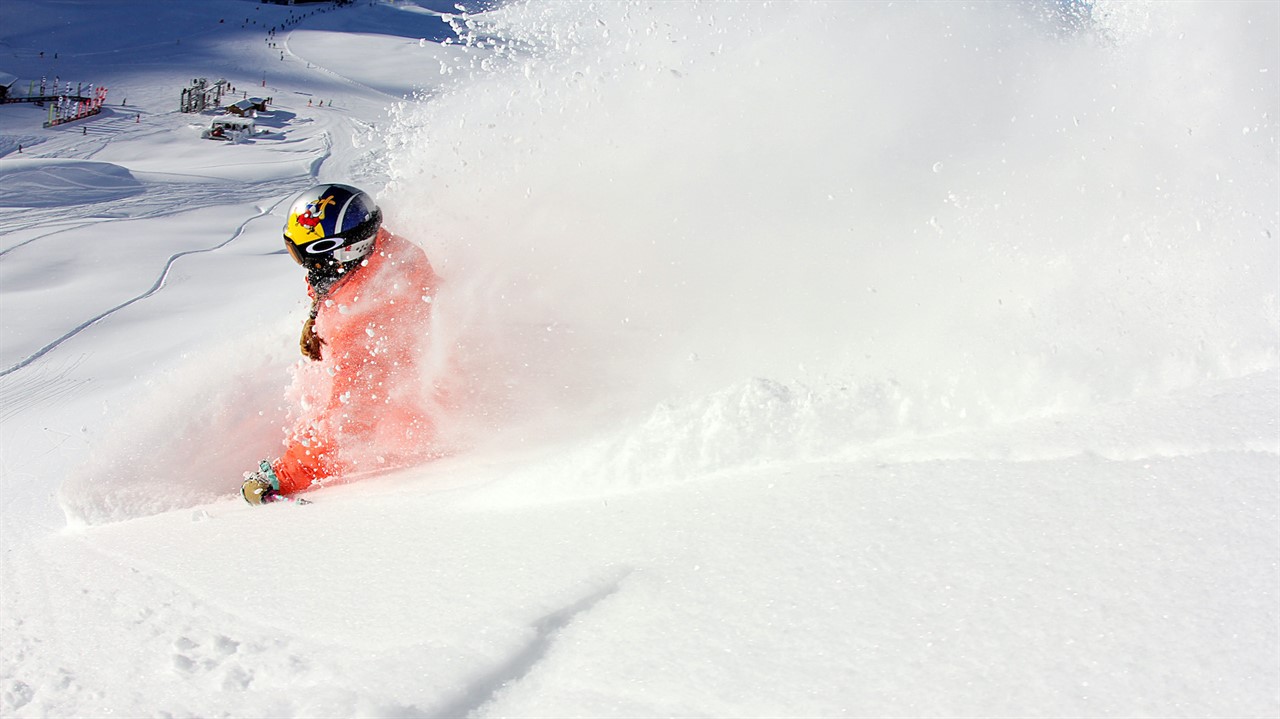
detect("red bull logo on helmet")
[285,185,373,244]
[292,194,336,238]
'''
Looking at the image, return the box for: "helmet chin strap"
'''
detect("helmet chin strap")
[307,255,364,295]
[305,228,379,295]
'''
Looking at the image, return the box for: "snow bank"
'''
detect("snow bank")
[0,158,144,207]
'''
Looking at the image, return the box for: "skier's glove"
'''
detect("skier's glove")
[241,460,282,505]
[300,316,325,361]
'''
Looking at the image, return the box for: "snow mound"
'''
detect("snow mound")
[0,159,144,208]
[565,378,918,488]
[460,369,1280,511]
[450,377,938,507]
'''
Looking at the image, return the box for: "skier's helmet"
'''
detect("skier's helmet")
[283,183,382,271]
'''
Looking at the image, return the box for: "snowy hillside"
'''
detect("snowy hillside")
[1,0,1277,716]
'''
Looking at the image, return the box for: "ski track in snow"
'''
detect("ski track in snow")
[0,354,90,423]
[0,174,307,244]
[0,196,288,378]
[282,33,399,102]
[428,569,633,719]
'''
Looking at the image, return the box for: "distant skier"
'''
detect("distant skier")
[241,183,439,504]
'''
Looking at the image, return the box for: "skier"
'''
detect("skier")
[241,183,439,504]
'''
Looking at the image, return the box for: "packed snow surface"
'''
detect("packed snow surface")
[0,159,143,208]
[1,0,1277,717]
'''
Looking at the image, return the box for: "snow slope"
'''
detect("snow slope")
[1,0,1277,717]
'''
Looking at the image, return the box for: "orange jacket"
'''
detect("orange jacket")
[273,229,438,494]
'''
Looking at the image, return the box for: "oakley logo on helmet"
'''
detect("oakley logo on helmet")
[304,238,345,254]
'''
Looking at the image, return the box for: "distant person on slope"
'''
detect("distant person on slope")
[240,183,439,505]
